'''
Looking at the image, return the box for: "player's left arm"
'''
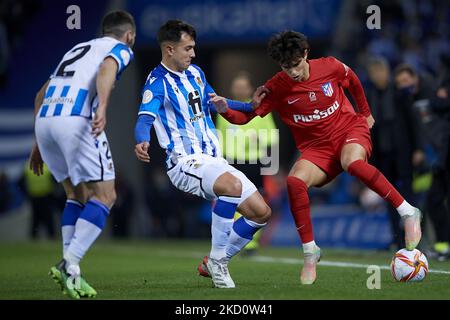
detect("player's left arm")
[29,79,50,176]
[208,86,269,113]
[34,80,50,118]
[335,58,374,128]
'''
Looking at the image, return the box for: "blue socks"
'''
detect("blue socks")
[225,217,266,259]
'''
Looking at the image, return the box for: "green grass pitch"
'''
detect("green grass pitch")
[1,240,449,300]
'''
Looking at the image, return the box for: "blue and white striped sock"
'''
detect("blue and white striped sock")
[61,200,84,256]
[210,196,239,260]
[225,217,266,259]
[64,199,109,266]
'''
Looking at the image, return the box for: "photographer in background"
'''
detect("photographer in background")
[365,57,424,250]
[395,63,450,260]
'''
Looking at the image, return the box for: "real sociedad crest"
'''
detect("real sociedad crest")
[321,82,333,97]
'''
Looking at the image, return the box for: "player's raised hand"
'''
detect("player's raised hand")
[366,115,375,129]
[135,142,150,163]
[252,85,269,108]
[29,144,44,176]
[208,93,228,113]
[92,108,107,137]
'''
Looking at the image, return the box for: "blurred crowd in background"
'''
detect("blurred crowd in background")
[0,0,449,259]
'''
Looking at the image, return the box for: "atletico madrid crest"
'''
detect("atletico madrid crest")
[321,82,333,97]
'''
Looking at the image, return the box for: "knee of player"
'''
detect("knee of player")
[252,204,271,224]
[107,189,117,206]
[341,158,360,172]
[74,190,89,204]
[340,153,356,171]
[286,175,309,190]
[96,188,117,208]
[64,189,76,200]
[260,204,272,222]
[226,177,243,197]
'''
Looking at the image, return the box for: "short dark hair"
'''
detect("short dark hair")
[157,20,196,46]
[267,31,310,67]
[102,10,135,38]
[394,63,417,78]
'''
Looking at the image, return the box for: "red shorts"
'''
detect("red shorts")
[298,116,372,187]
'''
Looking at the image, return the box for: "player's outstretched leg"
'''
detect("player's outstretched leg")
[347,159,422,250]
[287,175,321,284]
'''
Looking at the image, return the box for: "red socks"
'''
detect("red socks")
[286,160,404,244]
[287,176,314,243]
[347,160,404,208]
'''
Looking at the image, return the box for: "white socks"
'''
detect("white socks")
[396,200,416,217]
[210,214,234,260]
[303,240,317,254]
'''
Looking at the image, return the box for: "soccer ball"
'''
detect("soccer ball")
[390,248,429,282]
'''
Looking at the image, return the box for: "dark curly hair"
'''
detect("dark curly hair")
[267,31,310,67]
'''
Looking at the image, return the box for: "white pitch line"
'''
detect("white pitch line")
[252,255,450,275]
[155,250,450,275]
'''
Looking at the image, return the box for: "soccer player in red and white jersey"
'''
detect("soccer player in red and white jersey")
[209,31,422,285]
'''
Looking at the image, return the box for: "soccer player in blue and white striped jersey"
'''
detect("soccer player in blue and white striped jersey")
[134,20,271,289]
[29,11,135,299]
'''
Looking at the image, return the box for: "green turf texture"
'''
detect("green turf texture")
[1,240,449,299]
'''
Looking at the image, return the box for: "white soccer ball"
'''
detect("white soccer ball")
[390,248,429,282]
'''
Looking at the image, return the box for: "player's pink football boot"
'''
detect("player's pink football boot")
[301,245,321,285]
[403,208,422,251]
[197,256,211,278]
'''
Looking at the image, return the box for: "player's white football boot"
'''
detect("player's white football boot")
[206,257,235,289]
[403,208,422,251]
[301,245,321,285]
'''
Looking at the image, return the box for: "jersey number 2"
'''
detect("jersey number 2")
[55,45,91,77]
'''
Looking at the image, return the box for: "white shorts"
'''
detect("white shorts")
[35,116,115,186]
[167,153,257,203]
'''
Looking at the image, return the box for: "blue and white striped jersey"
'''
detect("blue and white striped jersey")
[138,63,221,165]
[38,36,133,119]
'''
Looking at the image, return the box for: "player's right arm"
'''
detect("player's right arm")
[29,79,50,176]
[94,44,134,136]
[93,57,118,137]
[134,77,164,163]
[253,77,278,117]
